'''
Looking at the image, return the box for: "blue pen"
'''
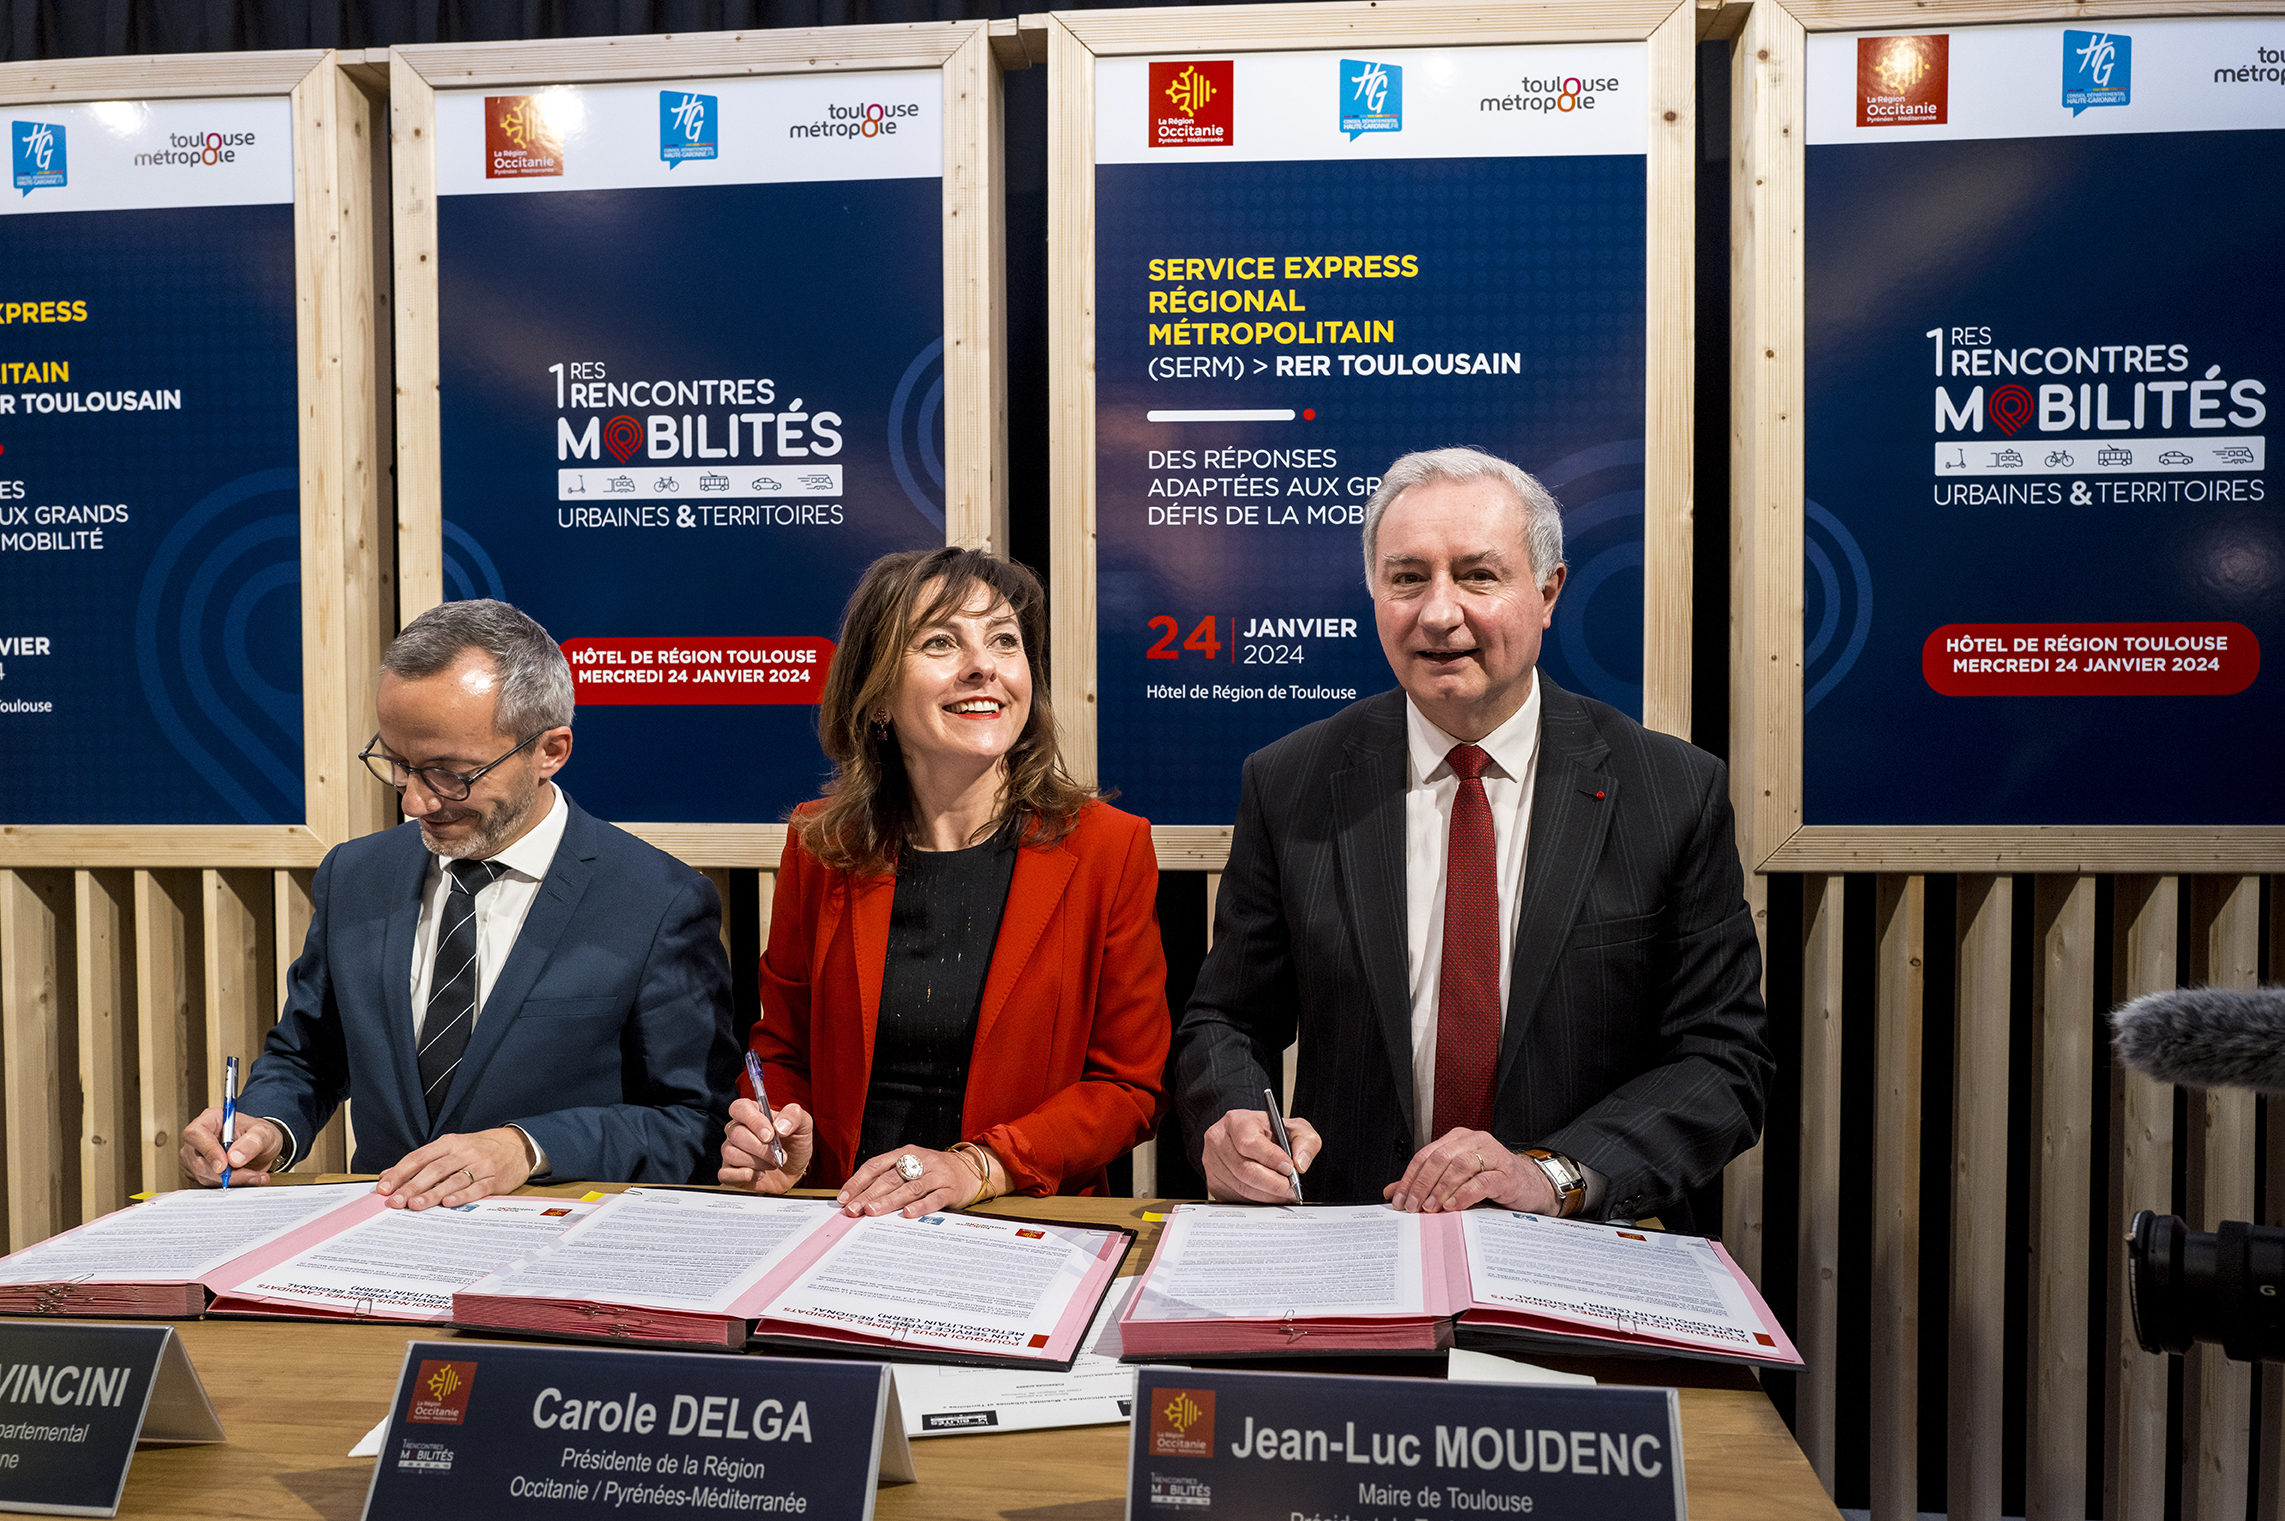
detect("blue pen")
[220,1056,241,1189]
[743,1051,787,1169]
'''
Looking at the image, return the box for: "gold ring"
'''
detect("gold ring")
[1473,1152,1486,1172]
[459,1167,477,1188]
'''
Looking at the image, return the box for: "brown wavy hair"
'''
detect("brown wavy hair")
[793,547,1096,875]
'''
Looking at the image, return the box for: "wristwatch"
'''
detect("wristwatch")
[1521,1148,1587,1218]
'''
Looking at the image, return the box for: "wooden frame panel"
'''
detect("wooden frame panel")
[1050,0,1699,854]
[2185,875,2259,1521]
[1948,874,2010,1521]
[2025,873,2093,1521]
[133,870,201,1196]
[1,870,76,1252]
[0,50,390,869]
[73,869,136,1222]
[389,27,1012,867]
[2106,874,2176,1521]
[1869,873,1923,1521]
[1731,1,2285,874]
[1794,873,1844,1494]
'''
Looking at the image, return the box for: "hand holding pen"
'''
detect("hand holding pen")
[744,1052,787,1170]
[220,1056,240,1189]
[1263,1087,1305,1204]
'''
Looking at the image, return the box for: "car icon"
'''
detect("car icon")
[2158,450,2195,466]
[1991,449,2023,468]
[2045,450,2074,468]
[751,476,782,492]
[2216,446,2255,465]
[2096,446,2133,466]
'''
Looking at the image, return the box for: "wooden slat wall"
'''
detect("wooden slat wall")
[1763,868,2284,1513]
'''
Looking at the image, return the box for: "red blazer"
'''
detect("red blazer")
[750,799,1169,1197]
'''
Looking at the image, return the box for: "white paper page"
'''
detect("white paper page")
[896,1278,1141,1437]
[349,1416,387,1458]
[1446,1347,1595,1387]
[760,1213,1099,1357]
[1128,1205,1423,1321]
[0,1184,374,1284]
[464,1189,832,1313]
[1462,1212,1777,1355]
[222,1196,599,1316]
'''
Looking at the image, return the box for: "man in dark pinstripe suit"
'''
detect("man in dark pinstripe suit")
[1174,448,1769,1231]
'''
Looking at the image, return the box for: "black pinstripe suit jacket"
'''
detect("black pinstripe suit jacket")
[1174,677,1770,1226]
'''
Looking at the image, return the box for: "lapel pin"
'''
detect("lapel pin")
[1593,791,1606,801]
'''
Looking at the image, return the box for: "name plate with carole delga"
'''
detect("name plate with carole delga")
[1127,1366,1684,1521]
[0,1321,224,1517]
[360,1340,913,1521]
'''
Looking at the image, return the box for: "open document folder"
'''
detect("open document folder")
[452,1187,1136,1369]
[1120,1204,1802,1370]
[0,1183,378,1317]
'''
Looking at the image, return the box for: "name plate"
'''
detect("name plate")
[360,1340,914,1521]
[0,1321,224,1518]
[1128,1367,1684,1521]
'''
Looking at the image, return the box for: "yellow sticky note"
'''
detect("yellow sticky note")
[1143,1211,1165,1222]
[580,1190,606,1202]
[129,1192,154,1202]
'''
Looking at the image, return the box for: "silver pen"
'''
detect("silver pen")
[744,1051,788,1169]
[1262,1086,1304,1204]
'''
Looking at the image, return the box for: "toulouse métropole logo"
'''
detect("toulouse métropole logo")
[12,121,64,195]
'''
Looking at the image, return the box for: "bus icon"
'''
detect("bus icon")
[2096,446,2134,466]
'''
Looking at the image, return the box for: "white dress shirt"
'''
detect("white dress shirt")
[407,783,570,1031]
[1402,684,1541,1152]
[262,785,570,1176]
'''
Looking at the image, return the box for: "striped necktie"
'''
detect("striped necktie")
[1432,743,1499,1137]
[418,857,504,1125]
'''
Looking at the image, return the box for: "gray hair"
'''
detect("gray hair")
[1361,447,1566,588]
[383,599,575,735]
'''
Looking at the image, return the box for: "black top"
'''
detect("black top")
[857,836,1019,1160]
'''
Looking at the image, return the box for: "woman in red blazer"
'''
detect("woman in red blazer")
[719,548,1168,1215]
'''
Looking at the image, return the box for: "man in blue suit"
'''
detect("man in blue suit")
[179,599,737,1209]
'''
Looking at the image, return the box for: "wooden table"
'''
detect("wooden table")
[74,1186,1839,1520]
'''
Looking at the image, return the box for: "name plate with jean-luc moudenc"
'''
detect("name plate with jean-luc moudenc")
[0,1321,225,1517]
[1128,1367,1684,1521]
[360,1340,914,1521]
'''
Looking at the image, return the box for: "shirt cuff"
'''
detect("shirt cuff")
[257,1117,300,1172]
[508,1124,549,1181]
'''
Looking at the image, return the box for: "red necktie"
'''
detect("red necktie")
[1432,743,1499,1137]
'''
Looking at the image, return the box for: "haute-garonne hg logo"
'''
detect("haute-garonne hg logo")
[1150,61,1234,148]
[1148,1387,1215,1457]
[486,96,564,178]
[407,1359,478,1425]
[1857,34,1948,128]
[12,121,64,196]
[2063,31,2131,116]
[1339,59,1403,140]
[661,91,718,168]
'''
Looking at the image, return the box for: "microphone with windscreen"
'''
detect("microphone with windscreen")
[2110,986,2285,1364]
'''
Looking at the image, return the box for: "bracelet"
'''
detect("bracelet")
[947,1143,995,1209]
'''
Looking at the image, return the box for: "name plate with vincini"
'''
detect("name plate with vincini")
[1128,1366,1684,1521]
[360,1339,914,1521]
[0,1321,225,1517]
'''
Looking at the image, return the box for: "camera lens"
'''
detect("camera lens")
[2128,1211,2285,1363]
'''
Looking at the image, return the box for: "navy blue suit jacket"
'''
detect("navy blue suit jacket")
[238,798,738,1182]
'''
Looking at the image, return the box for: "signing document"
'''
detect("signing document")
[1120,1204,1801,1369]
[758,1213,1103,1362]
[0,1183,376,1316]
[452,1192,1134,1367]
[210,1195,600,1321]
[896,1278,1140,1437]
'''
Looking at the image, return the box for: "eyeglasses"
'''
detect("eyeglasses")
[358,732,545,801]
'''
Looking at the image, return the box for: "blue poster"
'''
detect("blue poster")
[1090,46,1651,827]
[0,100,301,825]
[433,77,946,824]
[1803,19,2284,826]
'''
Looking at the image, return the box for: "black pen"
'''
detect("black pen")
[1262,1086,1304,1204]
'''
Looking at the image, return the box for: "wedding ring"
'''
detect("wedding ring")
[1473,1152,1486,1172]
[459,1167,477,1188]
[896,1153,924,1182]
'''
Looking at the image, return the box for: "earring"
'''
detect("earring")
[871,713,891,742]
